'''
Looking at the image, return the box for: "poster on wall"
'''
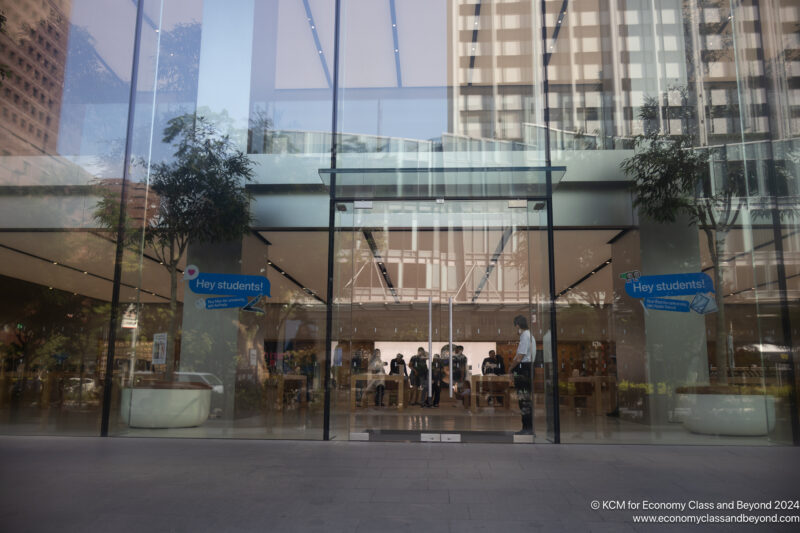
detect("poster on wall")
[185,265,270,313]
[152,333,167,365]
[623,272,717,314]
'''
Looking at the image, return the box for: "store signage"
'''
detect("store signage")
[121,304,138,329]
[152,333,167,365]
[188,272,271,298]
[624,273,714,298]
[203,296,249,310]
[689,292,718,315]
[185,266,270,313]
[644,297,690,313]
[625,273,716,314]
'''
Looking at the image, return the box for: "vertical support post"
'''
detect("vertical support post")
[428,296,433,397]
[449,297,453,397]
[323,0,342,442]
[540,0,559,444]
[100,0,145,437]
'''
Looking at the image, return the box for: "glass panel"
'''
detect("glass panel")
[330,198,549,442]
[106,0,333,439]
[545,0,799,445]
[527,201,554,442]
[336,0,546,173]
[0,0,137,435]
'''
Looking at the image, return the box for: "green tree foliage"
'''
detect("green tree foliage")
[96,113,255,378]
[621,126,743,384]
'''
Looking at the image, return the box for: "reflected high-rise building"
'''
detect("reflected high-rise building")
[0,0,796,446]
[0,0,70,156]
[449,0,799,147]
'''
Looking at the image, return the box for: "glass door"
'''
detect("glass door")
[330,199,552,443]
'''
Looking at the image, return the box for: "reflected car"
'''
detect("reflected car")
[67,377,96,393]
[174,372,224,395]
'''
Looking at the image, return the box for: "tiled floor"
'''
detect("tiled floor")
[0,436,797,532]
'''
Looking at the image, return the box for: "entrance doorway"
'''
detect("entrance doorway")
[329,199,553,443]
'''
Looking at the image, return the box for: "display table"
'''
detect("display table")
[350,374,405,410]
[275,374,308,408]
[470,375,513,412]
[567,376,615,415]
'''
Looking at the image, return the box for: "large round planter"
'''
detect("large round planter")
[121,385,211,429]
[682,394,775,436]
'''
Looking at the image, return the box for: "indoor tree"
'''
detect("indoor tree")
[96,113,255,379]
[621,126,742,384]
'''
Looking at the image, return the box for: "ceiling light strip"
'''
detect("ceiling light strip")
[302,0,333,88]
[0,243,170,301]
[389,0,402,87]
[266,258,326,304]
[471,226,514,303]
[556,258,612,299]
[363,230,400,303]
[467,0,482,86]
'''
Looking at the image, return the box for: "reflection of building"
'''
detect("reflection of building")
[450,1,800,146]
[0,1,796,446]
[0,0,70,155]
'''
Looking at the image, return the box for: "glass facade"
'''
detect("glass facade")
[0,0,797,445]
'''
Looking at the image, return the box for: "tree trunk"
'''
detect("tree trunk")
[712,231,728,384]
[165,264,179,380]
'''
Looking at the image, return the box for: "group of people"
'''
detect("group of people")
[352,315,535,435]
[358,345,469,409]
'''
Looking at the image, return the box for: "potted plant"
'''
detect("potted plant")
[621,122,741,385]
[97,112,255,428]
[621,96,796,437]
[674,385,776,436]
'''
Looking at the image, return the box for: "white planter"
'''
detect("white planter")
[121,387,211,429]
[682,394,775,436]
[670,393,691,423]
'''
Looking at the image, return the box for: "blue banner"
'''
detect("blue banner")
[204,296,249,310]
[644,297,690,312]
[189,273,271,298]
[625,273,713,299]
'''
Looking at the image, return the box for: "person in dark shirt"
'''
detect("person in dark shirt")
[452,345,468,385]
[482,350,504,376]
[427,353,445,407]
[389,353,408,406]
[408,347,428,406]
[389,353,408,377]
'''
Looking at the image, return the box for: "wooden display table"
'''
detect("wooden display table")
[350,374,405,410]
[470,374,513,412]
[275,374,308,408]
[567,376,615,415]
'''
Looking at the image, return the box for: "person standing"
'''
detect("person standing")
[389,353,409,406]
[510,315,535,435]
[389,353,408,378]
[482,350,505,376]
[426,353,444,407]
[452,345,467,388]
[408,347,428,406]
[367,349,386,407]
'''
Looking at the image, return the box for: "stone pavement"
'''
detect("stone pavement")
[0,436,798,532]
